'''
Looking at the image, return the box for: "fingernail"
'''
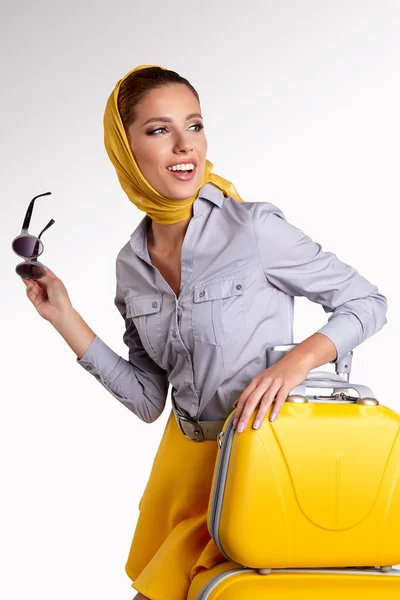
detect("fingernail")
[233,418,238,428]
[238,421,245,433]
[270,413,276,421]
[253,419,261,429]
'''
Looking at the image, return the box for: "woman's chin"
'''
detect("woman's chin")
[149,166,205,199]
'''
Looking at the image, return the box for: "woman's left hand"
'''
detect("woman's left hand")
[232,356,312,432]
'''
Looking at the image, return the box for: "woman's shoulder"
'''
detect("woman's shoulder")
[114,236,143,282]
[221,192,286,225]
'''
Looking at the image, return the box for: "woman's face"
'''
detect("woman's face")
[126,84,207,199]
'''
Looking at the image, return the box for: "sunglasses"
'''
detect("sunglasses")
[12,192,55,280]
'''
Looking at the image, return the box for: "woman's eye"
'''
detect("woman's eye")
[146,123,204,136]
[189,123,204,132]
[147,127,167,135]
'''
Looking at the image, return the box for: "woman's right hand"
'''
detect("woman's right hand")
[20,265,74,324]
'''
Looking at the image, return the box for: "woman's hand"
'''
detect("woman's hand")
[20,265,74,324]
[232,356,312,432]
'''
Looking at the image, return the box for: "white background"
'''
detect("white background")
[1,0,399,598]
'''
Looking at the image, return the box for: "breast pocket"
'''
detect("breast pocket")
[191,276,246,347]
[125,294,165,360]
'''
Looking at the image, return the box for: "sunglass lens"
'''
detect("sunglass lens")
[13,236,43,258]
[16,262,46,279]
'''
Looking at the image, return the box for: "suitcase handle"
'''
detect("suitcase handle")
[266,344,353,381]
[289,371,376,399]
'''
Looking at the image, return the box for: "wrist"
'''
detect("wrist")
[50,305,77,331]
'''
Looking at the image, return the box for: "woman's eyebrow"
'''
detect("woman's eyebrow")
[141,113,203,127]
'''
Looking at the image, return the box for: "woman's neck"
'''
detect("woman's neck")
[147,216,192,255]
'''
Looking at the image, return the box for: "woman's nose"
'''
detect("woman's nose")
[173,131,193,152]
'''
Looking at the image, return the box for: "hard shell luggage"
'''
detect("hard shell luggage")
[188,560,400,599]
[188,344,400,599]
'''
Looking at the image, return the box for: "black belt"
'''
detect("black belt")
[171,394,225,442]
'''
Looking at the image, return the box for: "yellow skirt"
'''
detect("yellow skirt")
[125,409,227,600]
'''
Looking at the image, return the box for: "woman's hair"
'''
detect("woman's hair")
[117,66,200,130]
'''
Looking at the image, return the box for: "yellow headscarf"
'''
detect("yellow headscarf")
[103,64,244,224]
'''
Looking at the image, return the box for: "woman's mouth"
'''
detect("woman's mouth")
[166,164,197,182]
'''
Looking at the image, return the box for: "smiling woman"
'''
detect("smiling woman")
[69,64,389,600]
[103,64,244,225]
[120,74,207,198]
[8,57,384,600]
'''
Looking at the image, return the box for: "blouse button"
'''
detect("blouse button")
[236,284,242,290]
[152,301,157,308]
[172,330,177,338]
[199,291,205,297]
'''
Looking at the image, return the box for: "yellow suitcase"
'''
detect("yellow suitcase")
[188,345,400,598]
[188,560,400,599]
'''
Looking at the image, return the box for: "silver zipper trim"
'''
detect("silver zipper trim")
[196,567,400,599]
[197,568,254,600]
[208,413,237,560]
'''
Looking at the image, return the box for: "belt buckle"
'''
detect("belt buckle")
[177,415,205,442]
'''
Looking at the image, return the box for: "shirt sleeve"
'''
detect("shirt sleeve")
[76,264,169,423]
[253,202,388,361]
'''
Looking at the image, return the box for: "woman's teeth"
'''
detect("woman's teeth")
[167,163,195,171]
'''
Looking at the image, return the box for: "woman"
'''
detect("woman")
[21,65,388,600]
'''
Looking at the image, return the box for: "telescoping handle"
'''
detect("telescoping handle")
[266,344,353,381]
[266,343,376,400]
[288,371,376,399]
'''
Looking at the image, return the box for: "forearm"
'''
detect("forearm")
[51,307,96,360]
[75,334,169,422]
[51,306,169,423]
[281,332,337,371]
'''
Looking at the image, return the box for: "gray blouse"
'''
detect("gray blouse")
[76,182,388,423]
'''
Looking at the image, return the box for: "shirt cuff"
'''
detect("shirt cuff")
[316,313,364,362]
[76,334,121,388]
